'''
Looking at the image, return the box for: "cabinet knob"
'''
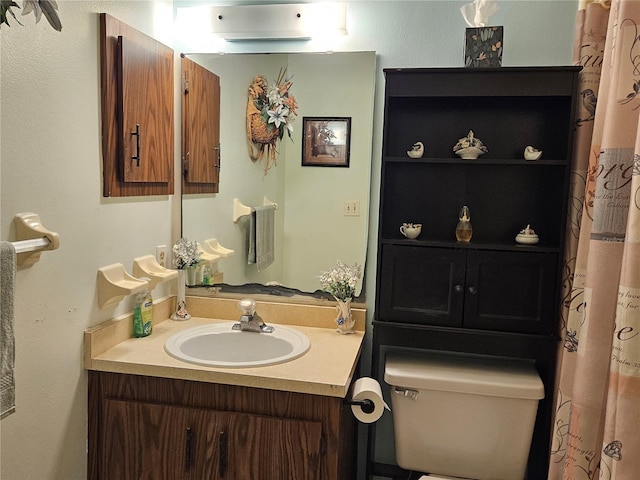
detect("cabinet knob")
[467,286,477,295]
[454,284,463,293]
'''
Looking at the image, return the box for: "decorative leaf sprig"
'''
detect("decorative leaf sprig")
[1,0,62,31]
[619,79,640,110]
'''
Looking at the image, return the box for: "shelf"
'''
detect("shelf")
[380,238,561,253]
[132,255,178,290]
[384,156,568,166]
[372,320,559,359]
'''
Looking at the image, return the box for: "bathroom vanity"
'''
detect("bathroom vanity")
[371,66,581,479]
[86,296,365,480]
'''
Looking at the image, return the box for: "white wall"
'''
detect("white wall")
[0,1,179,479]
[283,52,375,292]
[0,1,577,479]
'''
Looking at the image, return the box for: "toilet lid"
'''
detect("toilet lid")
[385,351,544,400]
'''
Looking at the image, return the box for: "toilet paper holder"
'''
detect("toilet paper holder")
[344,399,375,414]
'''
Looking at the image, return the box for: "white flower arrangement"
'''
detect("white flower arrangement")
[255,68,298,140]
[318,261,361,302]
[172,238,200,270]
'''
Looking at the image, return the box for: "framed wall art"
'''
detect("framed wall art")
[302,117,351,167]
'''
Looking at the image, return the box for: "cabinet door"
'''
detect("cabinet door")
[117,35,173,184]
[225,412,322,480]
[100,398,322,480]
[464,250,558,334]
[182,56,221,194]
[101,399,192,480]
[379,245,466,327]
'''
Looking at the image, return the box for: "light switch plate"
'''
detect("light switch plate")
[344,201,360,216]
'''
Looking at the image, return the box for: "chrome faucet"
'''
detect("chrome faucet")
[232,298,274,333]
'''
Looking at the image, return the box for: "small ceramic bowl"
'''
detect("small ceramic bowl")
[515,233,539,245]
[455,146,486,160]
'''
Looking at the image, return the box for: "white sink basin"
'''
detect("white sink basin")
[164,322,311,368]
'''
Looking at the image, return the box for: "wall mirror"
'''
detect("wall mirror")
[181,51,376,299]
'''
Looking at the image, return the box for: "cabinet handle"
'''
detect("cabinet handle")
[219,430,228,478]
[454,284,464,293]
[131,123,141,167]
[214,143,221,171]
[467,286,477,295]
[185,426,194,471]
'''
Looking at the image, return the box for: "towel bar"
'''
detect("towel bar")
[13,213,60,266]
[12,237,51,254]
[233,197,278,223]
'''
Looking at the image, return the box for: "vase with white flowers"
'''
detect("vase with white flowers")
[318,261,361,335]
[171,238,200,321]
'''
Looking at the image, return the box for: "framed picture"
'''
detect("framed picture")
[302,117,351,167]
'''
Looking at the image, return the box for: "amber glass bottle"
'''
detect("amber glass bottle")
[456,206,473,242]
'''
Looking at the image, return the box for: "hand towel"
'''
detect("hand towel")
[247,206,275,271]
[248,211,257,265]
[1,241,16,419]
[255,206,275,271]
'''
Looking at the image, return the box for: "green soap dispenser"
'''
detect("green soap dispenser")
[133,278,153,337]
[456,205,473,242]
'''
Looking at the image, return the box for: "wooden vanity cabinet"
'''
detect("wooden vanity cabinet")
[88,371,355,480]
[369,67,581,479]
[100,13,174,197]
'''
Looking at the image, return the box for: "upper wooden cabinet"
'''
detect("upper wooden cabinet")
[100,13,174,197]
[181,56,221,194]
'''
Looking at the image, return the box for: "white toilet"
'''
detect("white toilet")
[384,351,544,480]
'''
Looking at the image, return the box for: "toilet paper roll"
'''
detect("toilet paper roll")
[350,377,390,424]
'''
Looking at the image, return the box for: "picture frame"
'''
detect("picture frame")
[302,117,351,167]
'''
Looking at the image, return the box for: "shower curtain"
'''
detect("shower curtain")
[549,1,640,479]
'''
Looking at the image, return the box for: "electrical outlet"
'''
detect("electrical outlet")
[156,245,169,268]
[344,201,360,217]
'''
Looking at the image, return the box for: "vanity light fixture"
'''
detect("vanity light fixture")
[209,3,347,41]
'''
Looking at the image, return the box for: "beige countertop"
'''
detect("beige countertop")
[85,296,365,398]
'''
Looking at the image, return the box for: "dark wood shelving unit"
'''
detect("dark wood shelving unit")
[368,66,581,480]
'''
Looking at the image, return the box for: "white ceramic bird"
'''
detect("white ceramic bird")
[407,142,424,159]
[524,146,542,161]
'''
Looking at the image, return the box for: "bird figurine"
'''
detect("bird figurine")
[407,142,424,159]
[524,146,542,161]
[581,88,597,121]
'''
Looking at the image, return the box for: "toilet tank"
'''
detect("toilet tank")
[385,351,544,480]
